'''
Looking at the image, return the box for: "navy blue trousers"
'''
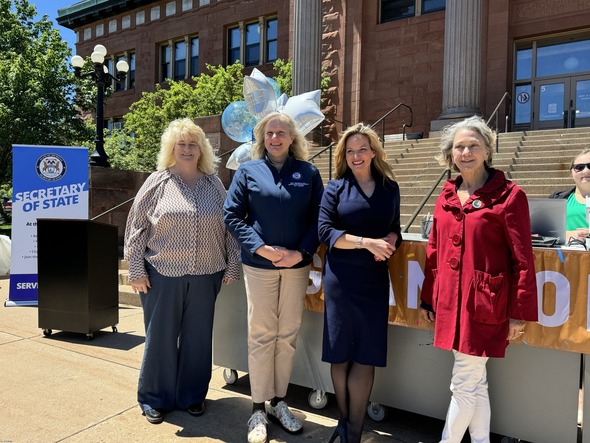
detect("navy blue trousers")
[138,263,223,412]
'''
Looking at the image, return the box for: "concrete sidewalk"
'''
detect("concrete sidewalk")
[0,275,449,443]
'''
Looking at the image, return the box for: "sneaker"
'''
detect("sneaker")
[247,410,268,443]
[267,401,303,434]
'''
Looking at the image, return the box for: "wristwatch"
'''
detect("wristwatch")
[298,249,313,261]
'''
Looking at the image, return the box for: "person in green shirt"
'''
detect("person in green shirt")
[550,148,590,243]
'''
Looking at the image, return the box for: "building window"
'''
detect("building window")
[266,18,277,63]
[161,45,171,81]
[122,15,131,29]
[190,37,199,76]
[200,0,210,5]
[422,0,445,13]
[136,11,145,25]
[166,1,176,16]
[83,28,91,40]
[104,53,136,91]
[151,6,160,21]
[228,18,277,67]
[160,38,199,82]
[109,19,117,33]
[228,27,241,65]
[104,59,113,82]
[115,55,127,91]
[96,23,104,37]
[174,40,187,80]
[128,53,136,88]
[182,0,193,11]
[381,0,445,23]
[245,22,260,66]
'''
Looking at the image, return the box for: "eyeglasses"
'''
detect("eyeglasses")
[571,163,590,172]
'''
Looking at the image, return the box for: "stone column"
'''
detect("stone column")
[292,0,322,95]
[433,0,482,129]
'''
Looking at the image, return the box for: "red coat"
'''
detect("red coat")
[421,169,538,358]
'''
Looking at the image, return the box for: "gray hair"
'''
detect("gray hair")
[435,115,496,172]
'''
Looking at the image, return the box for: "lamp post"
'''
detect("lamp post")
[71,45,129,167]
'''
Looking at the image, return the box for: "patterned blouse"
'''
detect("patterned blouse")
[124,169,240,282]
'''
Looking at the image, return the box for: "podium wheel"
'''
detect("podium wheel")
[86,332,94,340]
[42,329,52,337]
[308,390,328,409]
[367,402,387,422]
[112,326,118,333]
[223,368,238,384]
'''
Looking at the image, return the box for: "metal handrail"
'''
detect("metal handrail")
[91,195,135,221]
[402,169,451,233]
[486,92,512,152]
[370,103,413,148]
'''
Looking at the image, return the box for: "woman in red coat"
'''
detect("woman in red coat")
[420,116,538,443]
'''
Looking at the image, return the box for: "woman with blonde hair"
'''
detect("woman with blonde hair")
[224,111,324,443]
[318,123,402,442]
[125,118,240,424]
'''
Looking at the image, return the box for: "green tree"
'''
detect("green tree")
[105,59,329,172]
[107,62,246,171]
[0,0,94,186]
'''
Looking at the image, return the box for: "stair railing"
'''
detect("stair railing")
[370,103,414,148]
[486,92,512,153]
[402,168,451,233]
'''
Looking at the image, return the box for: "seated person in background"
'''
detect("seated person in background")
[550,148,590,242]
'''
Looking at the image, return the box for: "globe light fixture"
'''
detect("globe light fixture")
[71,44,129,167]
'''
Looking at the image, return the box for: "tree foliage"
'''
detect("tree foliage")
[107,62,247,171]
[0,0,94,186]
[106,59,328,172]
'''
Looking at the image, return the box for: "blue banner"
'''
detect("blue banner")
[7,145,88,305]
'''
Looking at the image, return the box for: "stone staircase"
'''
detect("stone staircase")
[309,126,590,234]
[117,259,140,306]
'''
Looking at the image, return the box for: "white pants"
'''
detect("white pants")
[242,264,310,403]
[440,350,491,443]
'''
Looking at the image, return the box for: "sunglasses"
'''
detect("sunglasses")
[572,163,590,172]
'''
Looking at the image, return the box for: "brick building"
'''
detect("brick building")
[57,0,590,138]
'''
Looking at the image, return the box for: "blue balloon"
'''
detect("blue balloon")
[266,77,281,99]
[221,101,257,143]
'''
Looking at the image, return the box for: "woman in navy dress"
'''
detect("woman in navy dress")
[318,123,402,443]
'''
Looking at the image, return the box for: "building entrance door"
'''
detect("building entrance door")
[534,75,590,129]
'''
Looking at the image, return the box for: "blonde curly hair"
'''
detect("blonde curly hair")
[157,118,219,174]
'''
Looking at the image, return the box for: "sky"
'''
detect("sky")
[31,0,78,53]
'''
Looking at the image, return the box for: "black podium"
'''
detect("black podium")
[37,219,119,339]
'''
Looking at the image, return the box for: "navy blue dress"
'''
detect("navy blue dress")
[318,171,401,366]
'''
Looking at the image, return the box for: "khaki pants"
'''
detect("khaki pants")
[242,264,311,403]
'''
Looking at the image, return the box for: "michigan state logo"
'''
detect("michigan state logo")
[36,154,66,182]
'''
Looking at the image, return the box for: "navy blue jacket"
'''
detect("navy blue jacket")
[224,154,325,269]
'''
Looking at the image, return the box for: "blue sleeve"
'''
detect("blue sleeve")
[223,166,265,258]
[318,180,346,251]
[298,168,325,254]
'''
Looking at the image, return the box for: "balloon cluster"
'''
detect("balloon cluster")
[222,68,324,170]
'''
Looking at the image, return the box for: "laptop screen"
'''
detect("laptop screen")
[528,198,567,245]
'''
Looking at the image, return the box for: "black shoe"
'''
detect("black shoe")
[188,402,205,417]
[143,408,164,424]
[328,419,348,443]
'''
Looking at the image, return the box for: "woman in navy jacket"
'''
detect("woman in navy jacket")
[224,112,324,443]
[318,123,401,443]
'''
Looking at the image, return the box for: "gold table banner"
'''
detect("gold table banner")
[304,241,590,354]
